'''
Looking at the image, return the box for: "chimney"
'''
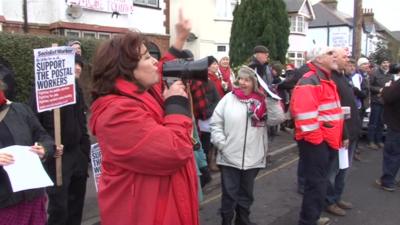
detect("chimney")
[321,0,338,10]
[362,8,375,33]
[362,8,374,25]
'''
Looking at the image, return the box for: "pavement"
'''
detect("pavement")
[200,139,400,225]
[82,131,400,225]
[81,128,298,225]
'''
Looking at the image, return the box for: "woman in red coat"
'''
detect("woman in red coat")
[89,11,199,225]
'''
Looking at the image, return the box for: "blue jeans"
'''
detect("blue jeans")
[326,140,357,205]
[380,129,400,188]
[367,103,384,144]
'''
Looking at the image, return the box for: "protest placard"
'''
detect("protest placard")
[34,46,76,112]
[90,143,102,192]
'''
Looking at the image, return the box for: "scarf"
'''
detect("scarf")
[218,66,233,90]
[208,72,225,97]
[0,91,6,106]
[232,88,266,127]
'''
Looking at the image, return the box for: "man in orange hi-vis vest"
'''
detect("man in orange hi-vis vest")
[291,46,344,225]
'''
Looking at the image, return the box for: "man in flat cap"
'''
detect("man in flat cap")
[249,45,273,87]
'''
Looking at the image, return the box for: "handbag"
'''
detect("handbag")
[266,97,285,126]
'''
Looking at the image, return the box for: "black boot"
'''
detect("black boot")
[221,212,234,225]
[235,206,257,225]
[199,166,212,187]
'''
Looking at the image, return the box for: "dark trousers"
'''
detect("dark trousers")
[325,140,357,205]
[367,103,384,144]
[220,165,259,225]
[297,142,306,192]
[200,131,211,155]
[380,129,400,188]
[47,150,88,225]
[298,140,336,225]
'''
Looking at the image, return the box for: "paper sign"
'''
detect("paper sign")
[90,143,102,192]
[338,147,349,169]
[34,46,76,112]
[253,71,281,100]
[0,145,53,192]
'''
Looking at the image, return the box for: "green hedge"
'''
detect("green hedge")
[0,32,102,103]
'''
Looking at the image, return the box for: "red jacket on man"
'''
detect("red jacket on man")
[290,62,344,150]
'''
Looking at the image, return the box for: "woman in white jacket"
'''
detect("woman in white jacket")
[210,65,268,225]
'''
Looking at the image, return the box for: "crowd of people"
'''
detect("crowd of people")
[0,10,400,225]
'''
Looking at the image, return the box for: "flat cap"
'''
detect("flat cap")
[253,45,269,54]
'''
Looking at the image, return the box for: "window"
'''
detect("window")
[133,0,158,8]
[217,45,227,52]
[288,51,305,68]
[82,32,96,39]
[290,16,305,33]
[216,0,238,20]
[65,30,80,38]
[62,29,112,40]
[98,33,111,39]
[147,42,161,60]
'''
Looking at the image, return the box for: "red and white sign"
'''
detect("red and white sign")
[67,0,134,15]
[90,143,102,192]
[34,46,76,112]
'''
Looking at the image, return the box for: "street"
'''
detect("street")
[82,132,400,225]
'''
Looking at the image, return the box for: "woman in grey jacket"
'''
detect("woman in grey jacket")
[210,65,268,225]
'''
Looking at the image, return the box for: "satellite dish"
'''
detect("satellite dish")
[66,4,83,19]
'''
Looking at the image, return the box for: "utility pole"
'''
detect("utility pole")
[352,0,362,59]
[22,0,28,33]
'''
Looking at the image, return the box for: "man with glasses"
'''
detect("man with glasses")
[291,46,343,225]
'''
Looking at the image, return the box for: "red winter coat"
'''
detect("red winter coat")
[290,62,344,150]
[90,75,199,224]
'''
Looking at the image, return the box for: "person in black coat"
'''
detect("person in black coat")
[376,63,400,191]
[29,54,90,225]
[0,57,16,101]
[325,48,361,216]
[0,73,59,224]
[367,58,392,149]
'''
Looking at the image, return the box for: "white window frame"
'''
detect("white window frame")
[98,32,112,40]
[288,51,305,68]
[216,0,238,20]
[290,16,305,33]
[65,29,81,38]
[82,31,97,39]
[133,0,159,8]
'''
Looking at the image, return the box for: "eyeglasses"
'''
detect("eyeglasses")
[325,51,334,56]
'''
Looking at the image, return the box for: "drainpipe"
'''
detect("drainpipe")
[327,22,330,46]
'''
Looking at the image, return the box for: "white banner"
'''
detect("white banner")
[67,0,134,14]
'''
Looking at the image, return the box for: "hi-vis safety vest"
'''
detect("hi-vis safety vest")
[290,63,344,150]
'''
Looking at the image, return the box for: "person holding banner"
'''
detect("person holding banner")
[0,76,57,224]
[29,53,90,225]
[89,10,198,225]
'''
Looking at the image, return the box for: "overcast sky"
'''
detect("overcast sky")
[312,0,400,31]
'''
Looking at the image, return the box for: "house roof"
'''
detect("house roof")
[284,0,304,12]
[392,31,400,42]
[309,2,352,28]
[284,0,315,20]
